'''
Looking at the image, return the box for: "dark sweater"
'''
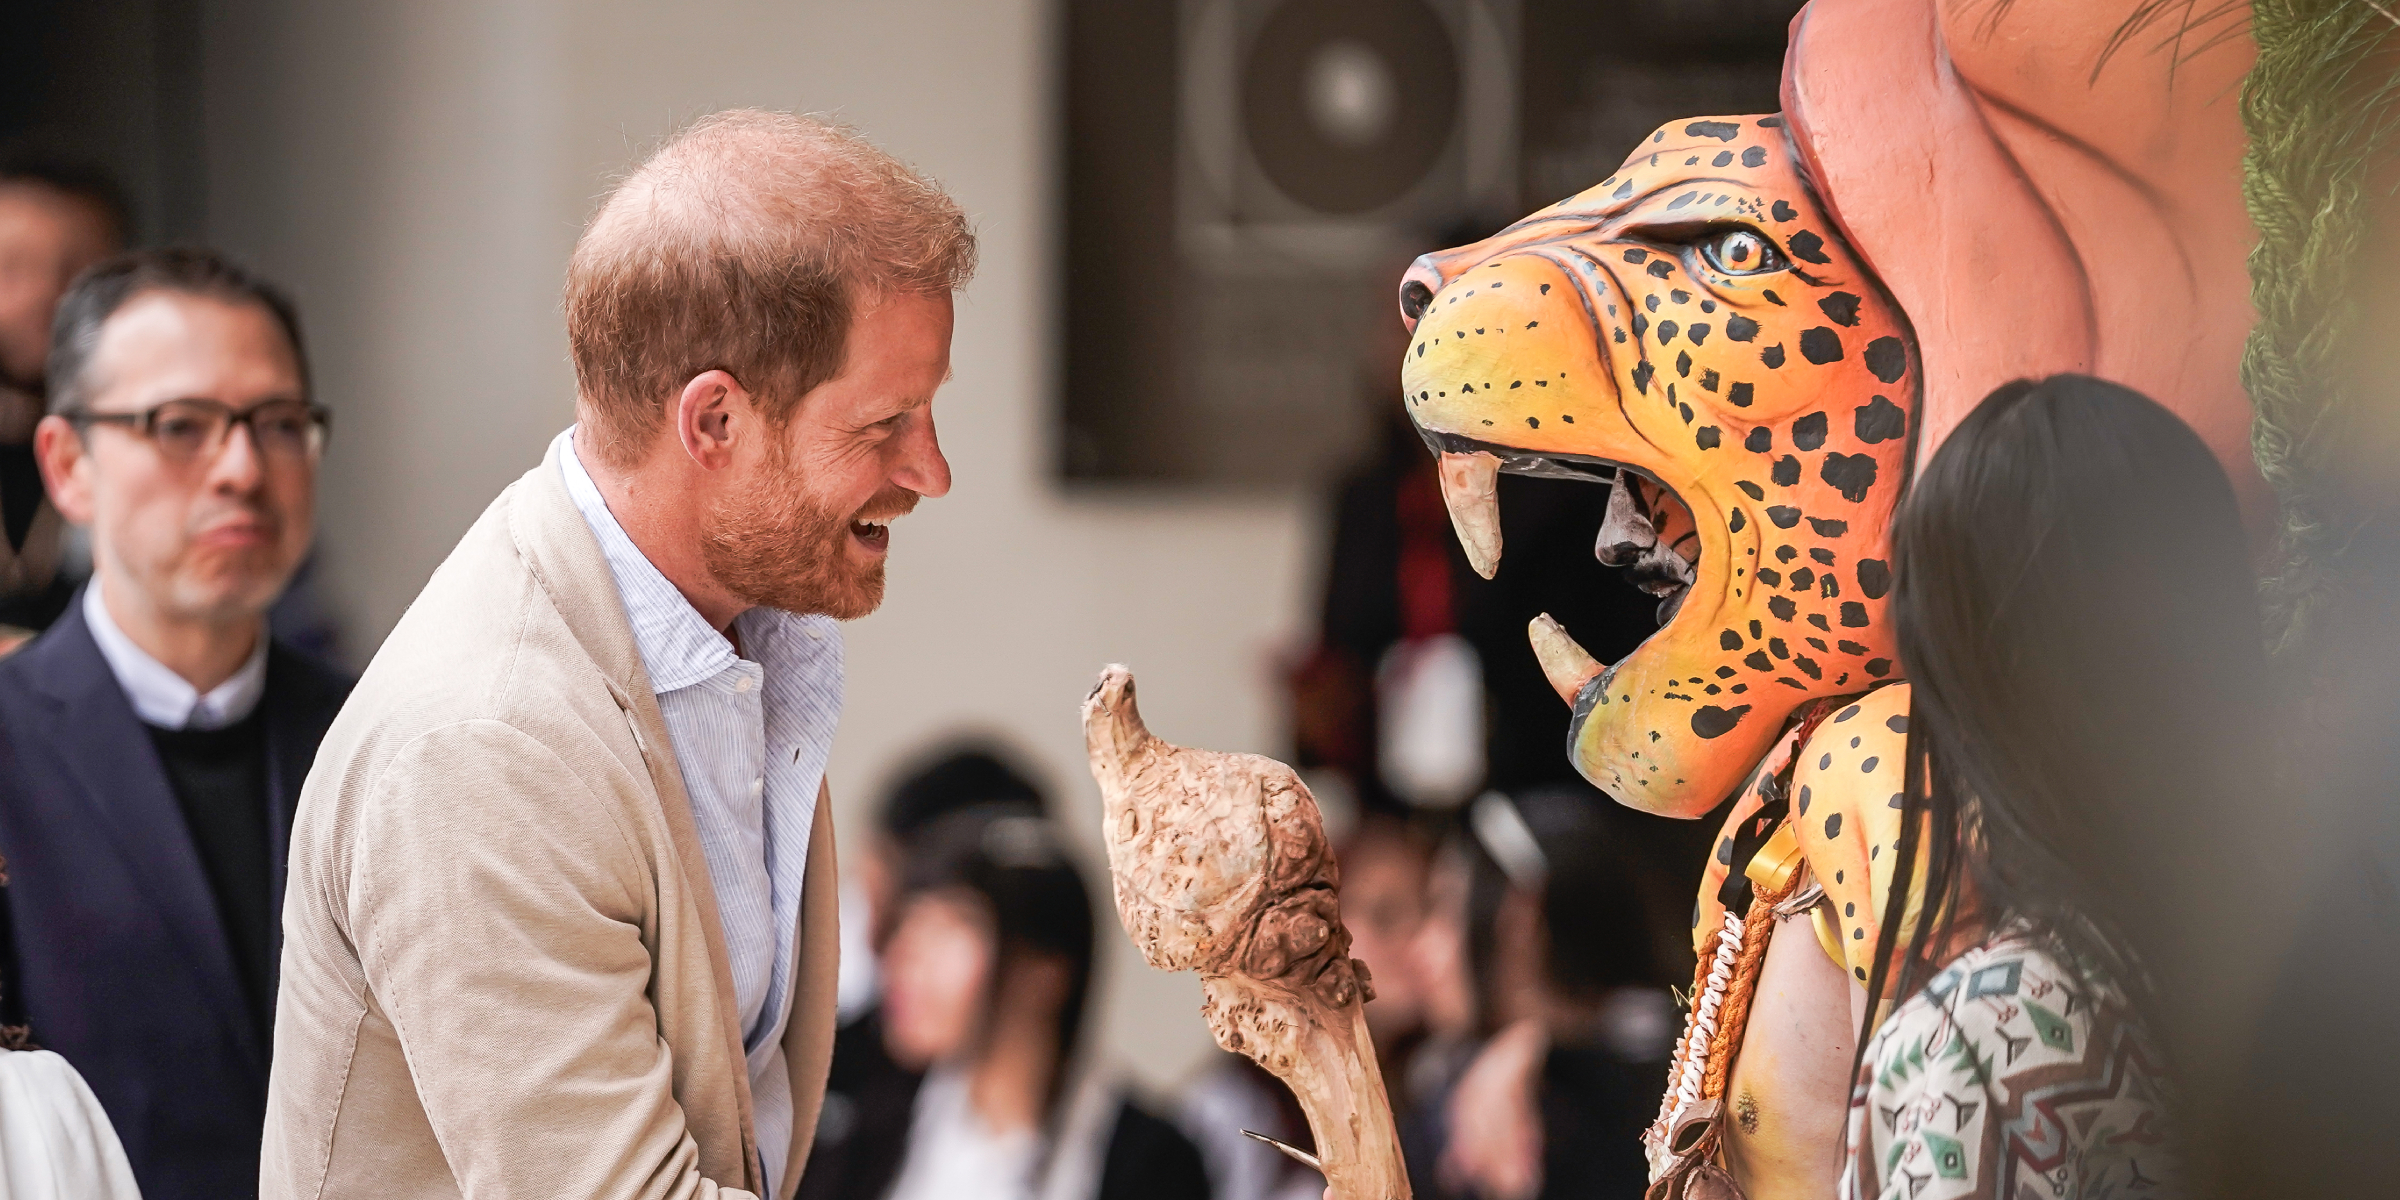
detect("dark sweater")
[144,711,274,1040]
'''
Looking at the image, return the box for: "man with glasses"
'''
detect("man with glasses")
[0,247,349,1200]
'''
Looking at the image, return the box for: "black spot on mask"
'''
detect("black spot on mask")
[1799,328,1844,364]
[1785,230,1831,265]
[1686,120,1741,142]
[1691,704,1751,738]
[1855,559,1891,599]
[1864,336,1907,384]
[1854,395,1907,444]
[1792,411,1828,451]
[1820,452,1878,502]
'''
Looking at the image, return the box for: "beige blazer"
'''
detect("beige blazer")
[263,439,840,1200]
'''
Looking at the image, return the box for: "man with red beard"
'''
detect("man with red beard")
[265,110,975,1200]
[0,247,347,1199]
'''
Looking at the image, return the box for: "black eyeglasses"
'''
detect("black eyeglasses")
[72,398,331,464]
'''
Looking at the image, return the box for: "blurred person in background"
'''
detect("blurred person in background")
[1843,376,2270,1198]
[0,247,346,1199]
[803,744,1049,1200]
[1410,790,1682,1200]
[870,808,1207,1200]
[1177,812,1433,1200]
[0,157,129,645]
[267,110,974,1200]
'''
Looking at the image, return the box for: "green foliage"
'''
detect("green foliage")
[2243,0,2400,655]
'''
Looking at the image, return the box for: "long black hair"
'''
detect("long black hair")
[1864,375,2269,1059]
[898,806,1097,1118]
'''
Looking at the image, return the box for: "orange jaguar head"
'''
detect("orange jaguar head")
[1397,115,1919,818]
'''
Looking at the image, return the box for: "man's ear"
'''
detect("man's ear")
[672,369,756,471]
[33,415,95,524]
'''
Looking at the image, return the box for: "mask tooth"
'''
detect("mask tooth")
[1528,613,1605,705]
[1436,451,1504,580]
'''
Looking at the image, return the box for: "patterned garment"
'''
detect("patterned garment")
[1842,930,2176,1200]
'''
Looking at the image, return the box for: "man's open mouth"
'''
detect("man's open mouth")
[849,519,892,552]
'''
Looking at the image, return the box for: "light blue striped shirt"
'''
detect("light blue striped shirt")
[556,429,841,1197]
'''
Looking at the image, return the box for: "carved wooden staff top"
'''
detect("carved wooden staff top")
[1082,665,1409,1200]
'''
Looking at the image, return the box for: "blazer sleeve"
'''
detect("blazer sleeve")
[349,718,757,1200]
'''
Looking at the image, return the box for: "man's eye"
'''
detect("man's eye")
[1697,228,1788,276]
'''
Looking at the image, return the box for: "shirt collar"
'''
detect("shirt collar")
[555,427,843,695]
[82,578,269,731]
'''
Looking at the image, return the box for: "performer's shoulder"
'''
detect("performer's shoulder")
[1791,683,1913,984]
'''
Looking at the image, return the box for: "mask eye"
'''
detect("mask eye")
[1697,228,1787,276]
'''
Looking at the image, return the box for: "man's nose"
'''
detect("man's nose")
[895,413,951,500]
[205,421,268,491]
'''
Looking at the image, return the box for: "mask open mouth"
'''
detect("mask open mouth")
[1420,428,1701,681]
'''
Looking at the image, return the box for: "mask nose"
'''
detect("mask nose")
[1397,254,1444,333]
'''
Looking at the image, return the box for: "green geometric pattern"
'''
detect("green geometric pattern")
[1841,932,2174,1199]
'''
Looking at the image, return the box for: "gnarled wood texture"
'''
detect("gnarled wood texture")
[1082,665,1408,1200]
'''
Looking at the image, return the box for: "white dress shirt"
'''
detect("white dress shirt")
[83,579,268,730]
[557,429,841,1197]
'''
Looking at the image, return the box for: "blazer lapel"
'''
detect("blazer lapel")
[19,601,263,1070]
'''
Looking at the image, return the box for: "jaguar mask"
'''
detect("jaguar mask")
[1396,116,1919,818]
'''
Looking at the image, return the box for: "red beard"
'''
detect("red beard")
[699,443,918,620]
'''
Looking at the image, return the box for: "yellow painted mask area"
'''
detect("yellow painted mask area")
[1397,115,1920,817]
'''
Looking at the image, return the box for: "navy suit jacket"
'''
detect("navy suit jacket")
[0,596,350,1200]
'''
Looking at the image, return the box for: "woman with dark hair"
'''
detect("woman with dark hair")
[1844,375,2269,1199]
[875,809,1207,1200]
